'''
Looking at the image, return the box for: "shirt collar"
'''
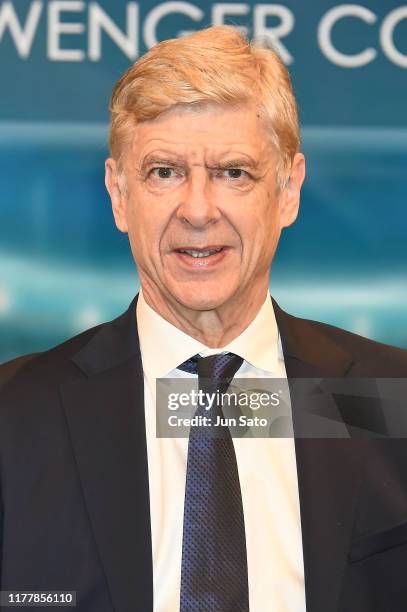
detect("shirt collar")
[136,288,279,378]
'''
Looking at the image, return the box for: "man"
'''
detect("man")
[1,24,407,612]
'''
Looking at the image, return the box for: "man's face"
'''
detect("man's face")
[106,104,305,313]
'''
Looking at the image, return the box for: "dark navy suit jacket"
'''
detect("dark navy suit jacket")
[1,294,407,611]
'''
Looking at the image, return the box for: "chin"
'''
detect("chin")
[172,285,235,312]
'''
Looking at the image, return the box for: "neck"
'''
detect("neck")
[140,281,269,348]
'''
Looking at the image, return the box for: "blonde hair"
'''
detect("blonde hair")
[109,25,300,190]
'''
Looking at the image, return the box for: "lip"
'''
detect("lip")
[172,246,230,269]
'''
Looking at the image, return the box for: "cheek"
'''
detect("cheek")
[240,200,280,262]
[260,195,280,238]
[125,196,171,259]
[239,196,279,241]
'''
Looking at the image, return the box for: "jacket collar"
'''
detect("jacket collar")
[272,297,354,377]
[72,293,354,379]
[72,295,141,377]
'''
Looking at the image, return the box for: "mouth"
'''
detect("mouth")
[172,245,230,268]
[175,246,224,258]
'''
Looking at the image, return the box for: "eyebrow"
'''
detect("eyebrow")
[138,156,184,174]
[208,158,260,170]
[141,156,184,168]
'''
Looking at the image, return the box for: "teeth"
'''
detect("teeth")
[179,248,222,258]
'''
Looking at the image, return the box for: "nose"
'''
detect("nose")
[175,169,221,228]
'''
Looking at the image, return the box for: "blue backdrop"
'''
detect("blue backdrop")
[1,0,406,362]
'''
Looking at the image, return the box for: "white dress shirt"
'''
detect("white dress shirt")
[136,289,306,612]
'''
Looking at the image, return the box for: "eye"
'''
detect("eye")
[151,167,177,179]
[222,168,248,180]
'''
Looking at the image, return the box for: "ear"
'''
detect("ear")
[105,158,128,233]
[279,152,306,228]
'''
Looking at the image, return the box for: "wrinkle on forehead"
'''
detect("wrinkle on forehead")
[127,104,276,174]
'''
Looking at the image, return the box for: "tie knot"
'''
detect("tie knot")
[178,352,243,393]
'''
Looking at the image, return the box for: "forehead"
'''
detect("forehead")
[128,104,273,163]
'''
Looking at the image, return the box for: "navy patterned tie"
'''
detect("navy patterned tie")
[178,352,250,611]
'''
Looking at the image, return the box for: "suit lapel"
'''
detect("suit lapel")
[273,300,366,612]
[60,296,153,612]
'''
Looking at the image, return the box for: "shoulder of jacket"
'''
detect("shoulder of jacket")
[0,323,104,391]
[290,313,407,374]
